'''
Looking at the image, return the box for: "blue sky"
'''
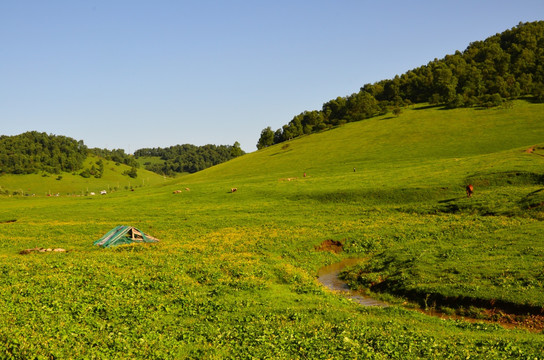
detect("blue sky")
[1,1,543,152]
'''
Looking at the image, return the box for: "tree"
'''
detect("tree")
[346,91,380,121]
[124,167,138,178]
[230,142,243,157]
[274,129,284,144]
[0,132,87,175]
[322,97,347,125]
[80,168,91,178]
[256,127,275,149]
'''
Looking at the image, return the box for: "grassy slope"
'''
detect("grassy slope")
[0,100,543,358]
[135,155,165,168]
[0,155,168,195]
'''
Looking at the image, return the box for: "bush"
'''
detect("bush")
[123,167,138,178]
[79,169,91,178]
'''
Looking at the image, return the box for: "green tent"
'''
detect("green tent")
[94,226,159,248]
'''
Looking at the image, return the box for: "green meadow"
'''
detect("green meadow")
[0,156,167,196]
[1,100,544,358]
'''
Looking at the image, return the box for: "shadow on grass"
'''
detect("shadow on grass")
[291,187,453,205]
[413,104,444,111]
[466,171,544,187]
[437,197,463,203]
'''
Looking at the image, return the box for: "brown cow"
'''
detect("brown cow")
[466,184,474,198]
[231,188,237,193]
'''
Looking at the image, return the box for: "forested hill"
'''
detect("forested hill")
[0,131,141,176]
[0,132,244,177]
[134,142,245,176]
[0,131,87,174]
[257,21,544,149]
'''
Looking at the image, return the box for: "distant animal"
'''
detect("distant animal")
[231,188,237,193]
[466,184,474,198]
[185,188,190,191]
[173,190,182,194]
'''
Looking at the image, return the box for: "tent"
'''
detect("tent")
[94,226,159,248]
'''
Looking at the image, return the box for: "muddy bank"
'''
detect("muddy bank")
[370,285,544,331]
[318,258,544,332]
[372,284,544,317]
[317,258,388,307]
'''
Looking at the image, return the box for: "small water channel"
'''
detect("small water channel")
[317,258,544,332]
[317,258,388,307]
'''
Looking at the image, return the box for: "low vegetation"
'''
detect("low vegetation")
[0,100,543,358]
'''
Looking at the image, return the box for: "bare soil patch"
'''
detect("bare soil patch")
[20,248,68,255]
[483,309,544,332]
[0,219,17,224]
[315,239,343,253]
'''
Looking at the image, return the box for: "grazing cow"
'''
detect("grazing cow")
[185,188,190,191]
[466,184,474,198]
[173,190,182,194]
[231,188,237,193]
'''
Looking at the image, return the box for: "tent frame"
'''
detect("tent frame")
[94,226,159,248]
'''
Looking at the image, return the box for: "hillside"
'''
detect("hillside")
[0,100,543,358]
[0,132,245,181]
[258,21,544,148]
[134,142,245,176]
[0,154,167,196]
[0,131,87,174]
[201,100,544,185]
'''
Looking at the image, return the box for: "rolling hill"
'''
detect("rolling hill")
[0,154,168,196]
[0,100,543,358]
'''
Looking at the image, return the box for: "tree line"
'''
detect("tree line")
[0,132,244,177]
[134,142,244,176]
[88,148,140,168]
[0,132,142,177]
[257,21,544,149]
[0,131,87,174]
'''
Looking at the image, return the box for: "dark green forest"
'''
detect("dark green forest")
[0,132,140,177]
[0,132,244,177]
[257,21,544,149]
[88,148,140,168]
[0,132,87,174]
[134,142,245,176]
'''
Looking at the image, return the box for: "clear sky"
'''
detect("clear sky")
[1,1,543,152]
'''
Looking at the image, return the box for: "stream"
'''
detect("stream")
[316,258,544,332]
[317,258,388,307]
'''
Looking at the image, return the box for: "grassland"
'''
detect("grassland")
[0,100,543,358]
[0,155,167,196]
[135,155,166,170]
